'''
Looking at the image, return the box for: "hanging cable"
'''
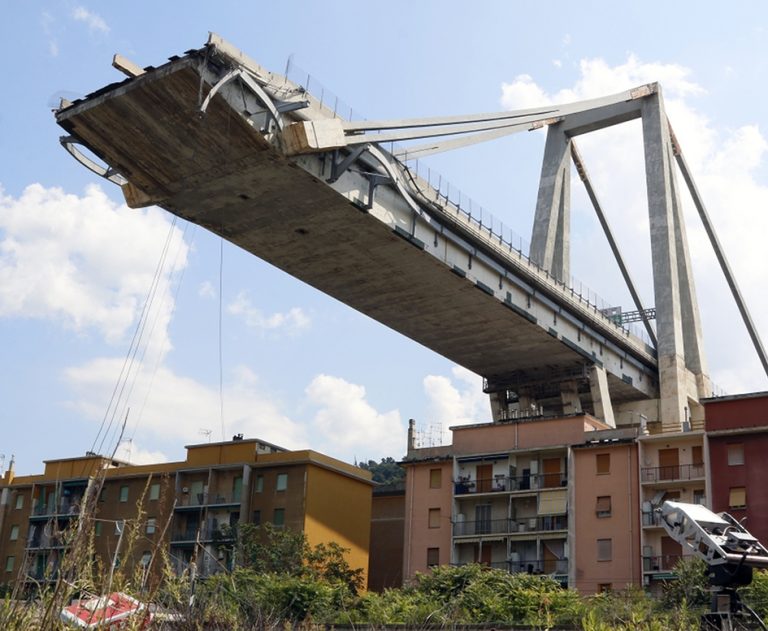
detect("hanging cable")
[218,232,226,442]
[90,216,178,456]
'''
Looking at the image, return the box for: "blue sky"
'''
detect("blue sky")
[2,2,768,474]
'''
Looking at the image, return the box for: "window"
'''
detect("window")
[255,475,264,493]
[140,551,151,568]
[149,483,160,501]
[428,508,441,528]
[95,522,102,537]
[252,510,261,525]
[728,444,745,466]
[427,547,439,567]
[119,486,129,502]
[99,488,106,502]
[692,445,703,465]
[429,468,442,489]
[9,525,19,541]
[729,487,747,509]
[598,583,612,593]
[693,489,706,505]
[597,538,612,561]
[596,496,612,518]
[273,508,285,527]
[14,495,23,510]
[276,473,288,491]
[146,518,157,535]
[596,453,610,475]
[5,556,14,573]
[233,476,243,501]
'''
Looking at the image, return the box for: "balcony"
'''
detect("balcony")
[643,554,682,573]
[453,516,567,537]
[454,473,567,495]
[170,527,235,545]
[175,493,241,509]
[454,558,568,576]
[642,511,663,528]
[29,499,83,519]
[640,463,705,484]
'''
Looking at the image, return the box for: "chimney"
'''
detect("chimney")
[407,419,416,452]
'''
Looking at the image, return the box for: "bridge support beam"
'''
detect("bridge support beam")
[531,123,571,283]
[641,91,709,430]
[589,366,616,428]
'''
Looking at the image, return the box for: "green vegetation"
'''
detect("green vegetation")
[358,456,405,485]
[5,518,768,630]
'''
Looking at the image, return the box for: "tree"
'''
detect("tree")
[236,523,363,593]
[358,457,405,485]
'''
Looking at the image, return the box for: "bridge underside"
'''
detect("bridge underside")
[56,49,658,423]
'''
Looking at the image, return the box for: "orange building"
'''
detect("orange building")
[0,437,372,590]
[402,412,711,594]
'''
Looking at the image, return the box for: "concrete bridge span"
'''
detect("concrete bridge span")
[57,34,721,430]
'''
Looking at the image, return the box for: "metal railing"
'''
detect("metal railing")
[454,473,567,495]
[454,558,568,575]
[642,511,663,527]
[640,463,705,483]
[643,554,681,572]
[453,516,567,536]
[170,527,235,544]
[176,493,240,508]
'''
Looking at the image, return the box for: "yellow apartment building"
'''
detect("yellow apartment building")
[0,437,372,590]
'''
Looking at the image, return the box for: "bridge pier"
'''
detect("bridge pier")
[531,123,571,283]
[642,90,710,431]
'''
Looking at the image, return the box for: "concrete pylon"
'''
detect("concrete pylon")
[531,123,571,283]
[589,365,615,428]
[641,90,709,430]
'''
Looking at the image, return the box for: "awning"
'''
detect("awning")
[538,489,567,515]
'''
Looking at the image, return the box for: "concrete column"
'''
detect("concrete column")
[668,150,711,398]
[531,123,571,282]
[560,381,583,415]
[641,91,687,431]
[589,365,615,428]
[488,391,507,422]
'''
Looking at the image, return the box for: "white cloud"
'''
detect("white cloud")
[72,6,109,34]
[198,280,216,299]
[228,291,310,334]
[423,366,489,444]
[553,59,562,69]
[64,358,306,456]
[305,374,404,461]
[114,442,169,465]
[0,183,187,358]
[41,11,59,57]
[498,55,768,394]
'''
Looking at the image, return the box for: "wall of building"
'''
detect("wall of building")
[572,442,640,594]
[368,488,405,591]
[402,459,452,580]
[452,415,606,456]
[705,394,768,546]
[304,461,372,585]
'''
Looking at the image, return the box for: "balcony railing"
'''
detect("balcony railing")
[640,463,705,483]
[454,473,566,495]
[170,527,235,544]
[453,516,567,536]
[642,512,663,527]
[454,558,568,575]
[643,554,682,572]
[176,493,240,508]
[30,500,83,518]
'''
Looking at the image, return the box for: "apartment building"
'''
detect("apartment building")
[401,411,718,594]
[704,391,768,547]
[0,437,373,590]
[402,414,626,591]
